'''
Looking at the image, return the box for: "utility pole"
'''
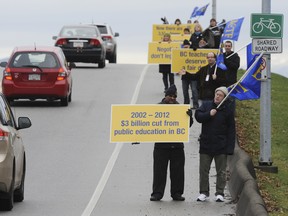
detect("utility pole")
[212,0,216,19]
[257,0,278,173]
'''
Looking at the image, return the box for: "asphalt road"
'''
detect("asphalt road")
[0,63,236,216]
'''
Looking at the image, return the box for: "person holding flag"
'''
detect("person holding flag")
[195,86,235,202]
[223,41,240,87]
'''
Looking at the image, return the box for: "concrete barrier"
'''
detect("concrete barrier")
[227,139,268,216]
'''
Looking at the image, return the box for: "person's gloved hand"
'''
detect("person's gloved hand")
[186,108,193,117]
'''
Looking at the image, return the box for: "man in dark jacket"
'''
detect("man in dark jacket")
[196,52,226,104]
[223,41,240,87]
[150,84,193,201]
[223,40,240,113]
[195,86,235,202]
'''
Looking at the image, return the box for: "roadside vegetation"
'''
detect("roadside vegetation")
[235,70,288,215]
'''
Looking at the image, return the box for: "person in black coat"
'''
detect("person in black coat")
[223,41,240,87]
[150,85,193,201]
[223,40,240,113]
[159,33,174,93]
[195,52,226,104]
[195,86,235,202]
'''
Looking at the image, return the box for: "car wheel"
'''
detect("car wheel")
[0,162,15,211]
[60,96,68,106]
[98,58,106,68]
[109,51,117,63]
[68,90,72,102]
[14,154,25,202]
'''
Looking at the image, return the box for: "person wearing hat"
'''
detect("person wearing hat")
[159,33,174,93]
[194,86,235,202]
[150,85,194,201]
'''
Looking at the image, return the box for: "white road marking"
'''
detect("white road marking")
[81,64,150,216]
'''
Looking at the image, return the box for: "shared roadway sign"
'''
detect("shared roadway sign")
[251,13,283,54]
[252,38,282,54]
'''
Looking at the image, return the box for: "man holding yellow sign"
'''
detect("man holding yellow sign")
[150,85,193,202]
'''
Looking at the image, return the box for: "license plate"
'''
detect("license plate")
[73,42,83,48]
[28,74,40,80]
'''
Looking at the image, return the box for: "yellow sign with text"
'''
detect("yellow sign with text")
[110,104,190,143]
[148,42,181,64]
[152,24,194,41]
[171,49,218,73]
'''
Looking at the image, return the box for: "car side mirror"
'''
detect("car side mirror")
[0,62,7,67]
[18,117,32,130]
[52,36,57,40]
[114,32,119,37]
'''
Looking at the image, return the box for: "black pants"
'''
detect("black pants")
[162,72,175,90]
[151,148,185,198]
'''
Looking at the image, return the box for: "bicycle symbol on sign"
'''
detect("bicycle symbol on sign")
[252,18,281,34]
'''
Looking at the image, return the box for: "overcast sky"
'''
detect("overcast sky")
[0,0,287,77]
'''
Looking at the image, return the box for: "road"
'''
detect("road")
[0,63,236,216]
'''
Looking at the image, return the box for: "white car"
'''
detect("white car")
[0,93,31,210]
[93,23,119,63]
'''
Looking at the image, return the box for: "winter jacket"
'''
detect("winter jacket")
[196,64,226,100]
[195,100,235,155]
[224,52,240,86]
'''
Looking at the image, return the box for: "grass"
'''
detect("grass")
[235,70,288,215]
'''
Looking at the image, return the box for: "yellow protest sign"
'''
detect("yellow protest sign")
[152,24,194,41]
[110,104,190,143]
[171,49,218,73]
[148,42,181,64]
[170,34,191,42]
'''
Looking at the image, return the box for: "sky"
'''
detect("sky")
[0,0,287,77]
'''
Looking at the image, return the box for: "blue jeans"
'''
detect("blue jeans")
[182,79,199,108]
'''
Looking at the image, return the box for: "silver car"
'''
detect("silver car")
[93,23,119,63]
[0,93,31,210]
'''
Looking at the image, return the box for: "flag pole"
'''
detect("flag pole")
[226,42,250,59]
[216,52,264,109]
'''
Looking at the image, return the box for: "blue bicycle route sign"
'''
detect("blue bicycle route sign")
[251,13,283,38]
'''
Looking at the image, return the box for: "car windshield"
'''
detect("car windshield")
[11,52,59,68]
[60,27,98,37]
[96,25,108,34]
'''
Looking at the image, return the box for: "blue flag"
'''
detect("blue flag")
[228,55,263,100]
[221,17,244,42]
[190,7,199,18]
[216,53,227,70]
[196,3,209,16]
[190,4,209,18]
[246,43,259,69]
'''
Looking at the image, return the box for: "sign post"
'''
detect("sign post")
[250,2,283,173]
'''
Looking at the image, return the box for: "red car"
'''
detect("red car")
[0,46,73,106]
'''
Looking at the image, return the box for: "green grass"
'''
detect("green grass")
[235,70,288,215]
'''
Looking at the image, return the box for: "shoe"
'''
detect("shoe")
[197,194,207,202]
[150,195,161,201]
[215,195,224,202]
[172,194,185,201]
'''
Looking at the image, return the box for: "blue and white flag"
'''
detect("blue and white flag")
[221,17,244,42]
[190,4,209,18]
[228,54,263,100]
